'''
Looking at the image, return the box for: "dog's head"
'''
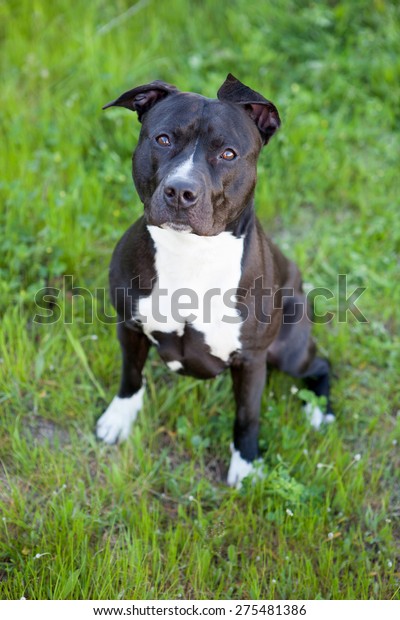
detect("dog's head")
[103,74,280,236]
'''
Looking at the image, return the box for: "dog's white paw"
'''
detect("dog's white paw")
[227,443,262,489]
[304,403,335,430]
[96,387,145,444]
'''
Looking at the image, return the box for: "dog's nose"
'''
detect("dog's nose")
[163,179,199,209]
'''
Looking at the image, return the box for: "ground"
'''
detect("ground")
[0,0,399,600]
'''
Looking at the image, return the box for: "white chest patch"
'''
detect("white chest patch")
[136,226,244,362]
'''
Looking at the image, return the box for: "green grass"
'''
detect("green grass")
[1,0,399,600]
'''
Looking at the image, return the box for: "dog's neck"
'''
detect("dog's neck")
[225,198,256,239]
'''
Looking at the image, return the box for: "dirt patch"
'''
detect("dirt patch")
[22,415,72,446]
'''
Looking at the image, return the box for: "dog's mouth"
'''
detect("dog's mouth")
[160,222,193,233]
[145,209,194,233]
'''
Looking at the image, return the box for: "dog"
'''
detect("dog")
[96,74,334,487]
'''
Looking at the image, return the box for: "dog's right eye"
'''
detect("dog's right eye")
[156,135,171,147]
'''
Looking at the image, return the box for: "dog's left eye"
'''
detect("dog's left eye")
[156,135,171,147]
[220,149,236,161]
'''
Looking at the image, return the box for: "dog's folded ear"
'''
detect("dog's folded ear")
[217,74,280,145]
[103,80,179,121]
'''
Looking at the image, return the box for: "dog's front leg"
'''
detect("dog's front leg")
[227,352,267,488]
[96,322,150,444]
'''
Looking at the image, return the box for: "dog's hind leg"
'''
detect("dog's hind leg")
[267,295,334,428]
[96,322,150,444]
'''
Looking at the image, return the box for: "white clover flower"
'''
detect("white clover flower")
[286,509,294,517]
[290,386,299,395]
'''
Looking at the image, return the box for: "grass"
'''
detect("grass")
[0,0,399,600]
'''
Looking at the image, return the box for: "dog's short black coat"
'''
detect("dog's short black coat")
[97,74,333,487]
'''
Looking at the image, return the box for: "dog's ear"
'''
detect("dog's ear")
[217,74,280,145]
[103,80,179,122]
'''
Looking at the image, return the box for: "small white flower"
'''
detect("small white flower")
[256,556,261,562]
[328,532,334,540]
[303,449,308,455]
[34,552,50,559]
[188,495,194,502]
[271,579,277,584]
[286,509,294,517]
[354,453,361,461]
[317,462,324,469]
[290,386,299,395]
[385,518,392,524]
[392,439,398,446]
[387,560,393,568]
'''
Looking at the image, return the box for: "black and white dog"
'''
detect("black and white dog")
[97,74,334,487]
